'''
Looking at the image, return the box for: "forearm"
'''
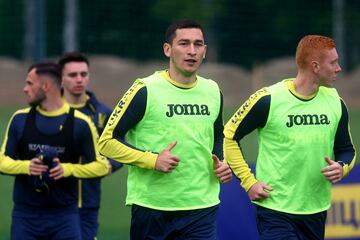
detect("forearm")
[0,153,30,175]
[99,137,157,169]
[224,137,257,191]
[212,91,224,160]
[62,155,109,178]
[334,99,356,177]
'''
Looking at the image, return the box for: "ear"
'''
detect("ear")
[203,44,207,59]
[311,60,320,73]
[163,42,171,58]
[41,78,51,92]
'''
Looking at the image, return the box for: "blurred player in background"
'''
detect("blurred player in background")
[0,61,109,239]
[58,52,123,240]
[98,19,232,239]
[224,35,356,239]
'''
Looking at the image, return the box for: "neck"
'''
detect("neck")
[294,71,320,96]
[168,67,196,85]
[64,91,87,105]
[39,92,64,112]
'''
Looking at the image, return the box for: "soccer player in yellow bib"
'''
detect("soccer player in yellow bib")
[224,35,356,239]
[98,19,232,239]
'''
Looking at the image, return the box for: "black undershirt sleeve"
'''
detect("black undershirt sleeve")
[334,99,355,165]
[212,91,224,159]
[112,87,147,141]
[233,95,271,141]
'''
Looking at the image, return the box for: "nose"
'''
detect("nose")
[336,64,342,73]
[188,44,196,55]
[75,74,83,82]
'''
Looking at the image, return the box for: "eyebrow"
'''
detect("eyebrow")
[68,71,88,74]
[177,39,204,43]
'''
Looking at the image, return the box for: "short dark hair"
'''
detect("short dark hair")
[165,19,205,44]
[28,61,62,87]
[57,51,89,71]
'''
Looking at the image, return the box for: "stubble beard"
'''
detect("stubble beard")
[28,90,46,107]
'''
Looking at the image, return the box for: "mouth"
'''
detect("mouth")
[73,86,84,91]
[184,59,197,64]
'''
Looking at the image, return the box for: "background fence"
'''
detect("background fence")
[1,0,360,71]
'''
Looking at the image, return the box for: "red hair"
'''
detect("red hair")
[296,35,336,70]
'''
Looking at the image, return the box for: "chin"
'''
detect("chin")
[184,67,198,73]
[72,91,84,96]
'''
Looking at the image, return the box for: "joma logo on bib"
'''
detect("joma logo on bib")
[286,114,330,127]
[166,104,210,117]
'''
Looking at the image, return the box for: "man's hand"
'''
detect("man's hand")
[248,182,273,201]
[213,155,232,183]
[29,157,48,176]
[320,156,344,184]
[155,141,180,173]
[107,159,113,175]
[49,158,64,180]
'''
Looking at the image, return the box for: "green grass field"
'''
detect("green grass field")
[0,106,359,239]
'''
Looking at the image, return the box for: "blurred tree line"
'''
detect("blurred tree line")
[0,0,359,71]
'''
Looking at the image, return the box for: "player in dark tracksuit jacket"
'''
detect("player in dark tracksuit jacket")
[58,52,123,239]
[67,91,123,239]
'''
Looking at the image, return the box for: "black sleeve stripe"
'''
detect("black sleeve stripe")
[212,91,224,159]
[233,94,271,141]
[334,99,355,165]
[112,86,147,141]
